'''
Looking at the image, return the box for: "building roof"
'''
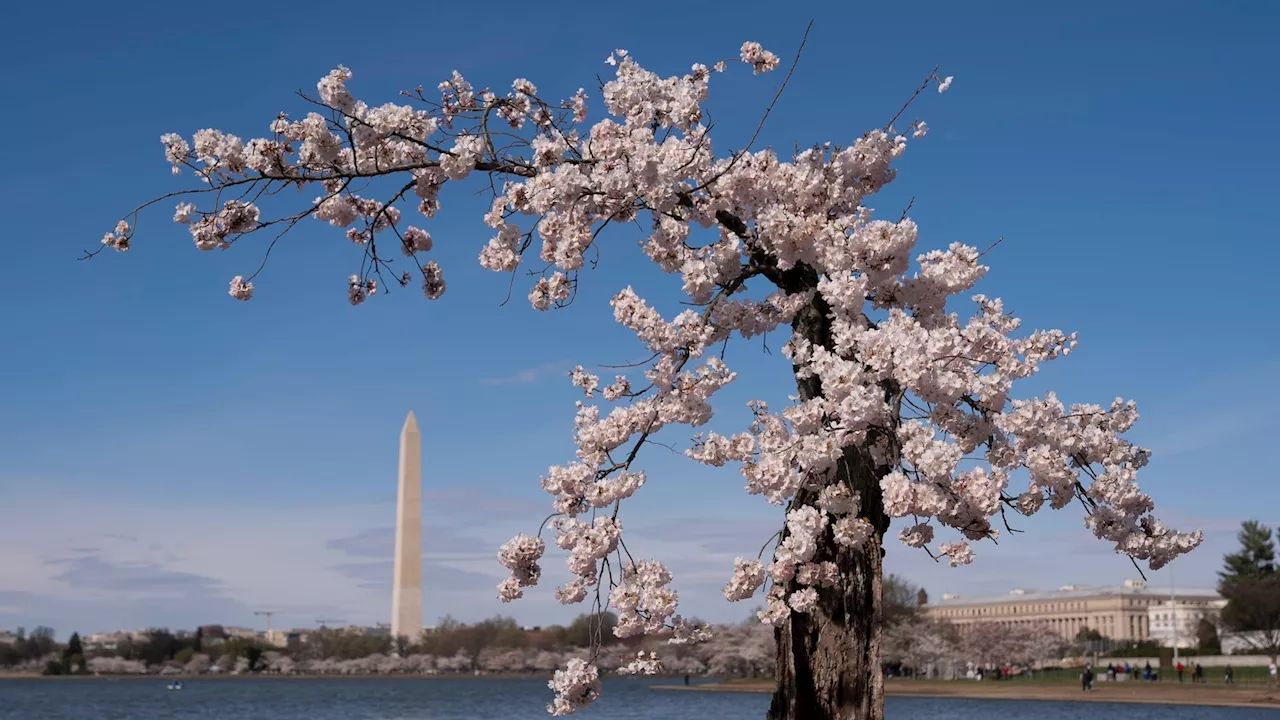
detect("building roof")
[927,580,1220,607]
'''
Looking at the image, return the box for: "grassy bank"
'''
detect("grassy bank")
[720,667,1276,686]
[653,678,1280,709]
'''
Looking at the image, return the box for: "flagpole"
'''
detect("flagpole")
[1171,568,1179,663]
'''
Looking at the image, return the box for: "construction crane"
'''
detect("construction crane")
[253,611,277,634]
[315,618,344,630]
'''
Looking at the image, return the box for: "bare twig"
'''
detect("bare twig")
[687,20,813,196]
[885,64,942,132]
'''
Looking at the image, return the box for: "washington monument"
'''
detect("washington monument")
[391,411,423,641]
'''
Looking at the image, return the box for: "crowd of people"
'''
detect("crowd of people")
[1080,659,1279,689]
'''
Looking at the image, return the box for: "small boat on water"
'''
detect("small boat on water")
[167,682,184,691]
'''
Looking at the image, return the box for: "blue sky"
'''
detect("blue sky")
[1,0,1277,637]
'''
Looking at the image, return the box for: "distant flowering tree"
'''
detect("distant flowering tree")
[1021,623,1069,668]
[662,653,707,675]
[86,657,147,674]
[404,653,437,673]
[884,617,960,678]
[270,653,298,675]
[531,650,564,672]
[183,652,212,675]
[375,653,404,674]
[701,621,775,678]
[101,28,1201,720]
[435,652,473,673]
[483,648,529,672]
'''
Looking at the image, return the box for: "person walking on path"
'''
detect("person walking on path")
[1176,661,1185,682]
[1081,665,1095,692]
[1193,663,1203,683]
[1224,664,1234,684]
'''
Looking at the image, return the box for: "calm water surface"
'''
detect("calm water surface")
[0,677,1272,720]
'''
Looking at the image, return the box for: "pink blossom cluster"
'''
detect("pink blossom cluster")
[496,534,545,603]
[101,220,131,251]
[550,516,622,599]
[616,650,663,676]
[228,276,254,301]
[547,658,600,716]
[113,36,1202,716]
[722,557,766,602]
[667,616,713,645]
[609,560,679,638]
[746,506,847,625]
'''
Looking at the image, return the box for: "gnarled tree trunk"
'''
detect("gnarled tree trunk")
[767,454,889,720]
[767,270,893,720]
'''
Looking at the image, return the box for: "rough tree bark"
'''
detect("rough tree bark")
[766,264,894,720]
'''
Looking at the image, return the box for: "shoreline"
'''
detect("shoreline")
[650,680,1280,709]
[0,672,687,682]
[7,672,1277,709]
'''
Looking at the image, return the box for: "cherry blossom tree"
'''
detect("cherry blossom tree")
[435,652,473,673]
[1021,623,1068,669]
[700,621,775,678]
[664,654,707,675]
[953,621,1064,671]
[86,656,148,675]
[403,653,437,674]
[183,652,212,674]
[483,648,531,672]
[531,650,564,672]
[265,651,297,675]
[99,29,1201,720]
[883,617,961,678]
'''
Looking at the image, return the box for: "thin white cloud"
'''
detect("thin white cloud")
[480,359,572,386]
[46,554,225,595]
[1138,358,1279,458]
[631,518,780,556]
[420,488,547,520]
[330,560,502,593]
[327,524,507,562]
[0,459,1247,637]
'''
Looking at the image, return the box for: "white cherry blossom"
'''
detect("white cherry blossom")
[103,38,1200,717]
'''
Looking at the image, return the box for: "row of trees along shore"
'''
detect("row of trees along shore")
[6,611,768,677]
[10,578,916,676]
[9,547,1279,679]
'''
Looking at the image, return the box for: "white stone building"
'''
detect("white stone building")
[1147,597,1227,649]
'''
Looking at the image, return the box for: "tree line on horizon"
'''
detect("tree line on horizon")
[6,525,1278,679]
[3,577,919,676]
[2,611,637,676]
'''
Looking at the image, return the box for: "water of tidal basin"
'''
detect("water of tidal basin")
[0,677,1273,720]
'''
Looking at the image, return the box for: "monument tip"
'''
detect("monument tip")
[402,410,419,433]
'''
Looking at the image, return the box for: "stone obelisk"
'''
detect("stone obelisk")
[391,411,423,641]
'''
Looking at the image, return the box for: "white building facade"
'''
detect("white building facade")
[1147,597,1227,649]
[925,579,1222,643]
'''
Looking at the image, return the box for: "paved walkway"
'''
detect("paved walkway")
[650,680,1280,709]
